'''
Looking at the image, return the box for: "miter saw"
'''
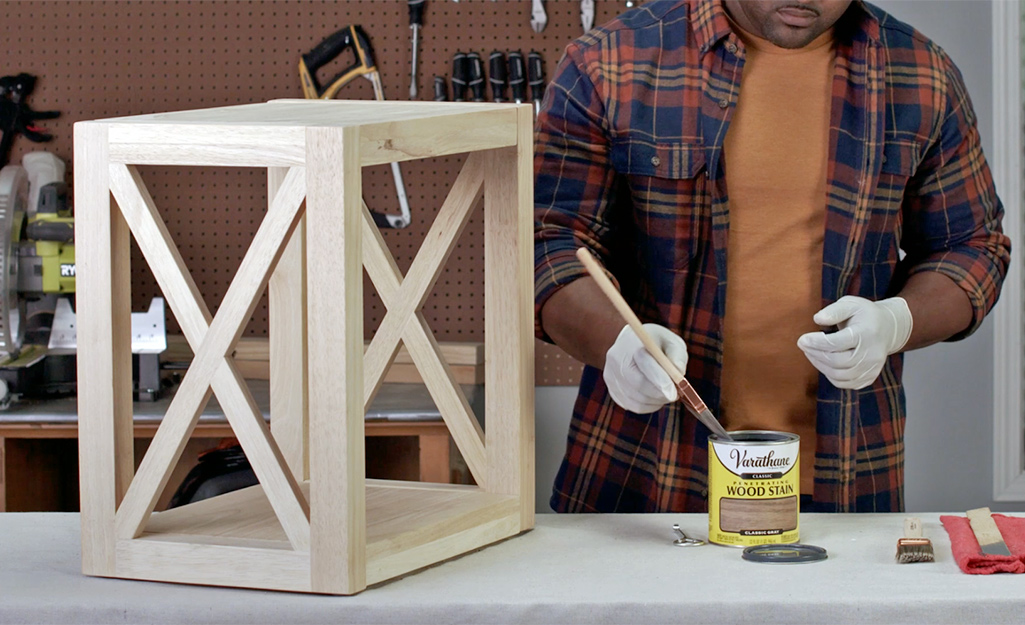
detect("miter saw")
[0,162,28,361]
[0,153,71,405]
[0,152,167,407]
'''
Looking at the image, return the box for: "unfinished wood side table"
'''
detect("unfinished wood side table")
[74,99,535,595]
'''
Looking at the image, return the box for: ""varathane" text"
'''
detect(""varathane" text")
[729,448,791,470]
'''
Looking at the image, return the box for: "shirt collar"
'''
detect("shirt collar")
[690,0,733,53]
[689,0,880,54]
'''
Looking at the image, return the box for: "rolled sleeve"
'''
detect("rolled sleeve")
[534,43,620,342]
[899,53,1011,339]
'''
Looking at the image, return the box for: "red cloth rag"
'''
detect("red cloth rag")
[940,514,1025,574]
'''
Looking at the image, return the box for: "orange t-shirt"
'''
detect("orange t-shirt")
[720,25,835,495]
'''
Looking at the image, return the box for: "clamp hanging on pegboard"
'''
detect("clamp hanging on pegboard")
[0,73,60,169]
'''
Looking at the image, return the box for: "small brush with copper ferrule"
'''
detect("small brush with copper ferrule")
[895,517,935,563]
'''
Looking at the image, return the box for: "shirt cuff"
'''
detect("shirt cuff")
[904,255,993,341]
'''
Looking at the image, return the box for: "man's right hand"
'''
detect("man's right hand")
[604,323,689,414]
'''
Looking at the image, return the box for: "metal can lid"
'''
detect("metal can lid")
[709,430,800,444]
[741,543,828,563]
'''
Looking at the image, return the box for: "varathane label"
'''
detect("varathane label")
[708,431,800,547]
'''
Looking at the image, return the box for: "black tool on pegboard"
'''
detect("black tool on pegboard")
[407,0,426,98]
[489,51,508,103]
[528,50,546,115]
[451,51,469,102]
[433,75,448,102]
[0,73,60,169]
[466,52,486,102]
[508,51,527,105]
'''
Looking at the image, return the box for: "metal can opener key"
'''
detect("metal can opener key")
[672,524,705,547]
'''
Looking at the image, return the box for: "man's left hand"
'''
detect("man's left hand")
[797,296,913,390]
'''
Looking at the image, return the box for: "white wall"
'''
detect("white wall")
[534,0,1022,514]
[536,386,579,512]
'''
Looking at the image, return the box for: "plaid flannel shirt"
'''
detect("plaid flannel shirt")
[534,0,1010,513]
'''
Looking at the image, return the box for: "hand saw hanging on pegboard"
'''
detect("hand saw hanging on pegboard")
[299,25,411,229]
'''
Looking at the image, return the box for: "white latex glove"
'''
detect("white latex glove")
[796,295,913,390]
[604,324,689,413]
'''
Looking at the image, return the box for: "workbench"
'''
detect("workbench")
[0,381,480,511]
[0,512,1020,624]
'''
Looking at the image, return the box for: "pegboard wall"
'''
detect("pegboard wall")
[0,0,635,385]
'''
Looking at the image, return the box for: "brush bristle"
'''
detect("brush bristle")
[895,538,935,563]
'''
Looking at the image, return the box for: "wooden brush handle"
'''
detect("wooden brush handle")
[576,247,706,413]
[904,517,924,538]
[967,507,1005,549]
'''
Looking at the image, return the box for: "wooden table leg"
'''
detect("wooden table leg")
[418,432,450,483]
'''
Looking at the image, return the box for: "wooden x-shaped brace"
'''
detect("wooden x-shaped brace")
[362,152,487,487]
[108,164,312,551]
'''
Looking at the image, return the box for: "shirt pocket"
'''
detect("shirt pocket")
[876,140,919,203]
[610,139,707,271]
[868,141,920,264]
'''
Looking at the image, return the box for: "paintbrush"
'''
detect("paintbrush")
[967,507,1013,556]
[575,247,732,441]
[895,517,935,563]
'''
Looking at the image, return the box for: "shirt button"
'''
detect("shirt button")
[718,98,729,108]
[651,156,661,167]
[726,42,738,54]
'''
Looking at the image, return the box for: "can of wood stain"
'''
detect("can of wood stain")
[708,431,800,547]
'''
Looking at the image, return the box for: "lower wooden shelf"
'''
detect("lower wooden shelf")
[0,421,457,512]
[0,380,479,511]
[120,478,522,592]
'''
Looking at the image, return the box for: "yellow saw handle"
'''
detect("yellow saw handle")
[299,25,377,100]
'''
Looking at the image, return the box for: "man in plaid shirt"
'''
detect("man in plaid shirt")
[534,0,1010,513]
